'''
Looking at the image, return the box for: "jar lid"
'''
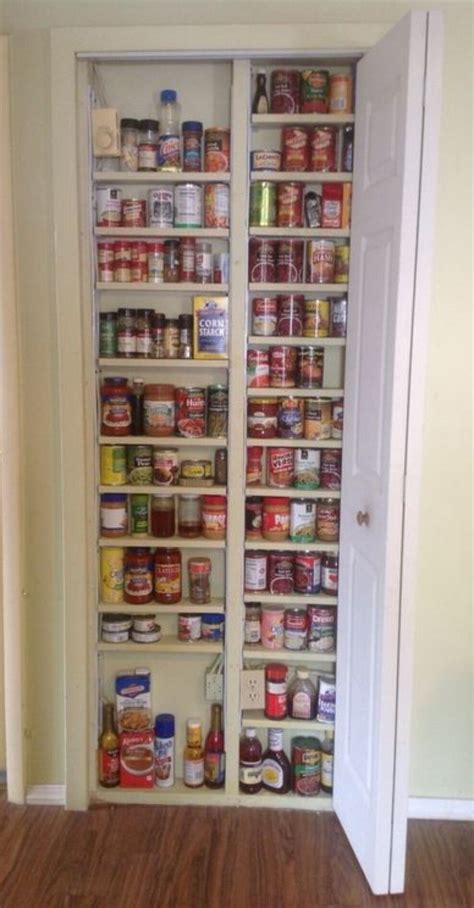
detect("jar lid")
[139,118,159,130]
[188,557,211,573]
[247,446,263,456]
[101,493,127,503]
[155,712,175,737]
[182,120,203,132]
[103,376,128,386]
[265,663,287,680]
[144,383,175,394]
[151,494,175,502]
[246,497,263,505]
[202,496,226,505]
[265,497,290,506]
[245,727,257,738]
[296,669,309,679]
[161,89,177,103]
[201,614,224,624]
[121,118,139,129]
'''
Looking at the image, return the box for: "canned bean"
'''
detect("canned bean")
[204,183,230,228]
[290,499,317,543]
[270,69,300,114]
[148,187,174,227]
[297,346,324,389]
[270,346,297,388]
[268,552,294,595]
[127,445,153,485]
[320,449,342,490]
[294,551,321,594]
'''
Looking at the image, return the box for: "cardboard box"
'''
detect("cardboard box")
[115,669,152,734]
[341,182,352,229]
[119,730,155,788]
[193,296,229,359]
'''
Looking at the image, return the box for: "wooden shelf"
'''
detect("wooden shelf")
[251,170,352,183]
[248,336,346,347]
[245,486,340,499]
[99,536,226,549]
[98,599,225,615]
[246,437,341,449]
[252,113,355,126]
[249,283,348,293]
[244,540,338,552]
[242,645,336,663]
[97,282,229,292]
[237,790,333,811]
[95,227,229,239]
[99,484,226,495]
[97,635,223,654]
[247,387,344,398]
[98,358,228,369]
[249,227,350,238]
[94,171,231,184]
[242,710,334,731]
[244,593,337,606]
[92,783,333,812]
[99,436,226,447]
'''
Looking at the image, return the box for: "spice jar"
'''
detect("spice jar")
[201,496,226,540]
[154,547,182,604]
[99,312,117,358]
[179,237,196,281]
[101,377,132,436]
[195,241,213,283]
[182,121,203,172]
[178,314,193,359]
[244,603,261,644]
[164,240,180,283]
[117,308,136,358]
[207,385,228,438]
[264,662,288,717]
[188,557,211,604]
[214,449,227,485]
[124,548,154,604]
[178,495,202,538]
[100,494,128,538]
[148,242,165,284]
[138,119,159,171]
[135,309,154,358]
[151,495,176,538]
[152,312,166,358]
[262,497,290,542]
[164,319,180,359]
[120,118,139,172]
[143,384,175,437]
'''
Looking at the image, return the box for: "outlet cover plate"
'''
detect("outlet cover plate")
[240,669,265,710]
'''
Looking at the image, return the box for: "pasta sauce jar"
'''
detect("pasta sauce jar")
[154,548,182,604]
[101,378,131,436]
[247,398,278,438]
[124,548,154,605]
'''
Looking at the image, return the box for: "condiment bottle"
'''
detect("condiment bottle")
[264,662,288,718]
[321,729,334,794]
[239,728,263,793]
[98,702,119,788]
[183,718,205,788]
[262,728,291,794]
[287,668,317,720]
[204,703,225,789]
[252,70,269,114]
[154,713,175,789]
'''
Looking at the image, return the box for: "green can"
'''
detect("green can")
[130,494,149,537]
[249,181,277,227]
[127,445,153,485]
[99,312,117,358]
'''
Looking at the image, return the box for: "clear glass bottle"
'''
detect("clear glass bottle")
[120,118,139,172]
[183,718,204,788]
[287,668,317,720]
[178,495,201,538]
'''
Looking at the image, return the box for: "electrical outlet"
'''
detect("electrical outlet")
[205,672,224,702]
[240,670,265,710]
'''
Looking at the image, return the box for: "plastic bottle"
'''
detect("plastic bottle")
[157,89,181,171]
[204,703,225,788]
[287,668,317,720]
[261,728,291,793]
[321,729,334,794]
[154,713,175,788]
[239,728,263,793]
[183,718,205,788]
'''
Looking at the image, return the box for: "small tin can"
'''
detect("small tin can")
[269,345,297,388]
[291,737,321,796]
[329,73,353,113]
[290,499,317,543]
[102,615,132,634]
[301,69,329,113]
[102,628,130,644]
[310,127,337,172]
[180,459,212,482]
[247,348,270,388]
[268,551,294,595]
[306,240,336,283]
[276,295,304,337]
[249,239,277,283]
[316,498,340,542]
[261,606,285,650]
[152,447,179,486]
[281,127,310,172]
[251,150,281,171]
[271,69,300,114]
[131,626,161,644]
[133,615,158,633]
[297,346,324,389]
[100,445,127,486]
[277,182,304,228]
[148,187,174,227]
[332,401,344,440]
[96,186,122,226]
[304,398,332,440]
[304,299,330,337]
[276,239,304,283]
[178,614,202,642]
[266,447,295,488]
[204,127,231,172]
[320,449,342,490]
[330,297,348,337]
[204,183,230,228]
[277,397,304,439]
[250,181,277,227]
[174,183,202,227]
[175,387,206,438]
[127,445,153,485]
[321,552,338,595]
[307,606,336,653]
[252,297,278,335]
[121,198,147,228]
[295,551,321,594]
[294,448,321,489]
[244,550,268,592]
[284,608,308,650]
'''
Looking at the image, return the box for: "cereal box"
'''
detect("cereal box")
[119,730,155,788]
[115,669,152,734]
[193,296,228,359]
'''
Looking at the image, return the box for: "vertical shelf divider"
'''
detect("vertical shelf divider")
[224,59,251,796]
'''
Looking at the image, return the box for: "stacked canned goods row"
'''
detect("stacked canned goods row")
[263,68,353,115]
[239,726,333,797]
[101,610,224,645]
[251,295,346,338]
[101,546,223,608]
[249,181,351,230]
[245,549,338,597]
[245,601,336,652]
[247,445,341,489]
[100,444,227,488]
[97,239,228,285]
[100,379,228,439]
[245,495,339,544]
[96,184,230,229]
[100,492,227,541]
[247,344,329,389]
[119,119,230,173]
[247,398,343,443]
[251,125,353,174]
[249,237,348,285]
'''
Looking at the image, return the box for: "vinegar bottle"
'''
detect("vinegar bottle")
[204,703,225,789]
[157,89,181,171]
[98,702,120,788]
[183,718,204,788]
[252,70,269,114]
[321,729,334,794]
[239,727,263,793]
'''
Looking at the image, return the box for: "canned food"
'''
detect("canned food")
[148,187,174,227]
[265,663,288,717]
[247,348,270,388]
[310,127,337,172]
[204,127,231,172]
[269,345,297,388]
[100,547,124,604]
[277,397,304,439]
[266,447,295,488]
[270,69,300,114]
[281,127,310,172]
[335,243,350,283]
[246,496,263,540]
[152,447,179,486]
[294,448,320,489]
[96,187,122,226]
[316,498,340,541]
[130,494,149,537]
[131,626,161,644]
[97,242,115,283]
[127,445,153,485]
[277,182,303,228]
[290,499,317,543]
[121,198,147,228]
[131,241,148,282]
[276,239,304,283]
[307,606,336,652]
[284,608,307,650]
[252,297,278,336]
[204,183,230,228]
[261,605,285,650]
[276,295,304,337]
[320,449,342,489]
[250,181,276,227]
[291,737,321,796]
[330,297,348,337]
[133,615,158,633]
[174,183,202,227]
[247,398,278,438]
[207,384,228,438]
[178,614,202,642]
[102,628,130,644]
[100,445,127,486]
[249,240,277,283]
[268,552,294,595]
[332,401,344,440]
[201,614,225,641]
[321,552,338,595]
[251,150,281,171]
[294,551,321,594]
[180,459,212,481]
[244,551,267,592]
[246,446,264,486]
[304,299,330,337]
[304,398,332,440]
[306,240,336,284]
[301,70,329,113]
[329,73,353,113]
[297,346,324,389]
[304,187,322,228]
[175,387,206,438]
[102,615,133,633]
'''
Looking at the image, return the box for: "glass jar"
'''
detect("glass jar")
[143,384,175,437]
[182,120,203,172]
[164,319,180,359]
[244,603,261,644]
[120,118,139,172]
[100,377,131,437]
[100,494,128,538]
[151,495,176,538]
[135,309,154,358]
[262,497,290,542]
[178,495,202,538]
[124,548,154,604]
[179,237,196,281]
[195,240,213,283]
[164,240,180,283]
[117,308,136,358]
[178,314,193,359]
[99,312,117,358]
[201,496,226,540]
[152,312,166,358]
[321,552,338,595]
[264,662,288,719]
[316,498,340,542]
[245,496,263,541]
[154,548,182,604]
[287,669,317,720]
[138,118,159,172]
[188,557,211,604]
[148,242,165,284]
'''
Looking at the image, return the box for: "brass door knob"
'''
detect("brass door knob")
[356,510,370,526]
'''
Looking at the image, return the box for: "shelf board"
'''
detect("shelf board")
[246,437,341,449]
[99,436,226,447]
[237,790,333,812]
[251,170,352,183]
[247,387,344,399]
[252,113,355,126]
[244,593,337,606]
[249,227,350,238]
[96,282,229,293]
[242,645,336,663]
[92,783,333,812]
[99,484,226,495]
[245,487,340,499]
[249,283,347,293]
[99,536,226,549]
[97,635,223,654]
[248,336,345,347]
[244,540,338,552]
[98,358,228,369]
[242,710,334,731]
[98,599,225,615]
[95,227,229,239]
[94,171,231,184]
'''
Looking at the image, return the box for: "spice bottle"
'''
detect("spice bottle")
[98,702,120,788]
[239,728,263,794]
[214,449,227,485]
[204,703,225,789]
[252,70,269,114]
[321,729,334,794]
[262,728,291,794]
[188,557,211,604]
[183,718,205,788]
[182,121,203,172]
[154,713,175,789]
[287,669,317,720]
[244,603,261,644]
[120,118,139,172]
[178,314,193,359]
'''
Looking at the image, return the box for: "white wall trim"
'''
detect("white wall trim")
[26,784,66,806]
[408,798,474,822]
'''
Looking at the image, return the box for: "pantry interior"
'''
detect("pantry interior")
[37,11,442,895]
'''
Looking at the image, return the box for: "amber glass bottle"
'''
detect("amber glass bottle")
[98,702,120,788]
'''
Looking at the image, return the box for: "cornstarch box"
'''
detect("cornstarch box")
[193,296,228,359]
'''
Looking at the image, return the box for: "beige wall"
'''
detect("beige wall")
[3,1,473,798]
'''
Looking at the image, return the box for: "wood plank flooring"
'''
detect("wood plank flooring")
[0,798,472,907]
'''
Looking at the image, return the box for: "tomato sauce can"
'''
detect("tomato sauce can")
[281,127,310,171]
[261,607,285,650]
[244,551,267,591]
[178,614,202,642]
[294,448,320,489]
[316,498,340,542]
[266,447,295,488]
[304,299,330,337]
[268,552,294,595]
[247,348,270,388]
[252,297,278,335]
[247,398,278,438]
[249,239,277,283]
[249,182,276,227]
[294,551,321,594]
[277,182,304,228]
[310,127,337,172]
[204,183,230,228]
[277,294,304,336]
[148,187,174,227]
[284,608,308,650]
[204,127,231,172]
[270,345,297,388]
[320,449,342,489]
[270,69,300,114]
[291,737,321,796]
[306,240,336,284]
[277,397,304,439]
[96,187,122,226]
[329,73,353,113]
[304,398,332,440]
[174,183,202,227]
[175,387,206,438]
[307,607,336,653]
[297,346,324,389]
[121,198,147,228]
[301,69,329,113]
[276,239,304,283]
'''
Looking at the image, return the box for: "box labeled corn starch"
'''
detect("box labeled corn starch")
[193,296,229,359]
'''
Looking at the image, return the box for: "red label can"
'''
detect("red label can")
[265,662,288,717]
[247,348,270,388]
[320,449,342,490]
[175,387,206,438]
[270,70,300,114]
[249,238,277,283]
[121,198,147,228]
[269,345,297,388]
[179,237,196,281]
[277,294,304,336]
[252,297,278,336]
[310,127,337,172]
[281,127,310,172]
[268,552,294,595]
[294,552,321,594]
[277,182,304,228]
[266,447,295,488]
[306,240,336,284]
[276,239,304,283]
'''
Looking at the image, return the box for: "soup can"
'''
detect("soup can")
[268,551,294,595]
[276,239,304,283]
[277,397,304,439]
[204,127,231,172]
[329,73,353,113]
[304,398,332,440]
[290,499,317,543]
[277,182,304,228]
[247,348,270,388]
[276,294,304,336]
[270,346,297,388]
[152,447,179,486]
[304,299,330,337]
[307,607,336,653]
[97,242,115,282]
[174,183,202,227]
[148,187,174,227]
[297,346,324,389]
[320,449,342,490]
[247,398,278,438]
[250,181,277,227]
[244,551,267,591]
[306,240,336,283]
[249,239,277,283]
[121,198,147,228]
[175,387,206,438]
[294,448,320,489]
[301,69,329,113]
[252,297,278,335]
[291,737,321,796]
[281,127,310,171]
[284,608,308,650]
[316,498,340,542]
[266,447,295,488]
[270,69,300,114]
[294,551,321,594]
[310,127,337,172]
[204,183,230,228]
[261,605,285,649]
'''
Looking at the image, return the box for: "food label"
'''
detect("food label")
[267,447,294,487]
[115,671,152,733]
[157,135,181,170]
[184,758,205,786]
[143,399,175,434]
[100,548,124,604]
[239,762,263,785]
[99,748,120,786]
[295,554,321,594]
[244,554,267,591]
[154,562,181,598]
[290,500,316,543]
[101,506,127,532]
[291,691,312,719]
[321,752,334,788]
[262,757,285,789]
[204,752,225,786]
[174,184,202,227]
[294,448,320,489]
[154,738,174,788]
[193,296,229,359]
[124,566,154,599]
[308,608,336,652]
[148,188,174,227]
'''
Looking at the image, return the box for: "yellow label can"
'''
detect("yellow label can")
[100,547,124,603]
[100,445,127,486]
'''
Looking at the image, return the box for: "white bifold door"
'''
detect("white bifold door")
[334,10,442,896]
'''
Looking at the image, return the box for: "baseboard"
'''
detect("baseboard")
[26,784,66,806]
[408,797,474,821]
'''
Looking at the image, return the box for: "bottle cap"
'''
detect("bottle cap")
[186,717,201,730]
[245,727,257,738]
[155,713,175,737]
[182,120,203,133]
[120,118,140,129]
[161,89,177,103]
[268,728,283,751]
[100,493,127,503]
[296,669,309,679]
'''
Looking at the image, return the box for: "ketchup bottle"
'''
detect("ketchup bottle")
[204,703,225,789]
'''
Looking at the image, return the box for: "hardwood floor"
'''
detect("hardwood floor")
[0,798,472,907]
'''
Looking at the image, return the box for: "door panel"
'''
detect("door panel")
[333,11,429,895]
